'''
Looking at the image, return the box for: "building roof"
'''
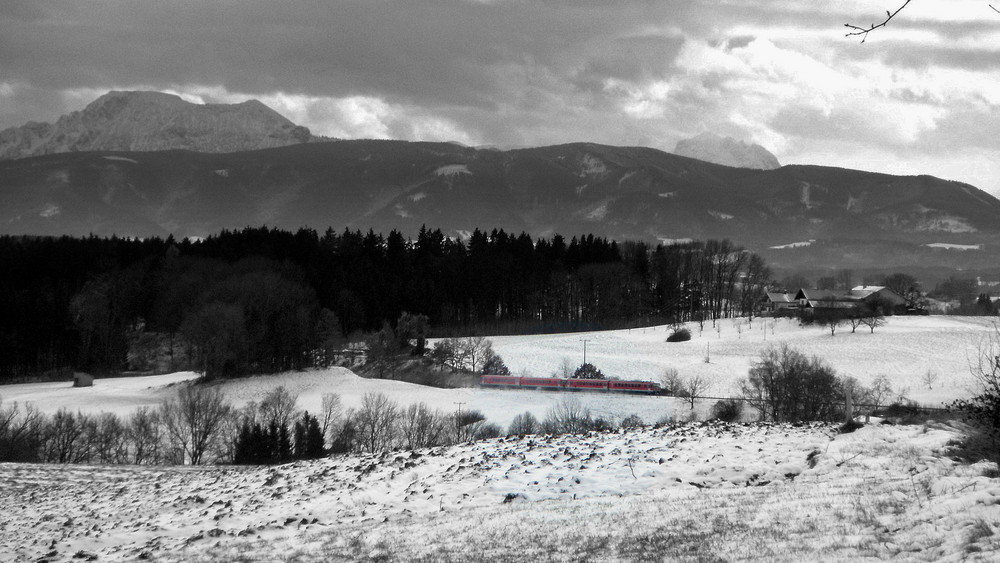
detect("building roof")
[766,292,793,303]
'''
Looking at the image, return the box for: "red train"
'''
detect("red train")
[480,375,659,395]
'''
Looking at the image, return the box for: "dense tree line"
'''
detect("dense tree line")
[0,227,771,381]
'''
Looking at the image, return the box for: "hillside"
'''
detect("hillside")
[1,420,997,561]
[0,91,317,160]
[1,140,999,272]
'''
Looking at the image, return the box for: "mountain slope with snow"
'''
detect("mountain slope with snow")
[0,91,316,159]
[674,132,781,170]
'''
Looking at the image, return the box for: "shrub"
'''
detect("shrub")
[740,343,842,422]
[710,399,744,422]
[619,414,645,430]
[666,328,691,342]
[474,423,503,441]
[573,362,605,380]
[507,412,539,436]
[838,419,864,434]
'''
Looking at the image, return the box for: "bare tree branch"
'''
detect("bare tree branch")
[845,0,912,43]
[847,1,999,43]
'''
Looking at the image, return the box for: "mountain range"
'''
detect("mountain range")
[0,92,998,276]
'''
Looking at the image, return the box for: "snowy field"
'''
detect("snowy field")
[1,316,996,429]
[487,315,999,406]
[1,420,997,562]
[0,368,673,429]
[1,316,999,561]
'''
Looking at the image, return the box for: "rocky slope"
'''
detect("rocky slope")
[674,132,780,170]
[0,91,316,159]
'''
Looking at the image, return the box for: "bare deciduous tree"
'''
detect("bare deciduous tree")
[320,392,343,447]
[160,385,232,465]
[258,386,299,430]
[354,392,399,453]
[399,402,448,449]
[922,369,939,390]
[127,407,162,465]
[554,357,575,379]
[869,375,894,413]
[0,399,42,462]
[41,409,92,464]
[507,411,539,436]
[659,368,683,395]
[680,375,711,410]
[542,397,593,434]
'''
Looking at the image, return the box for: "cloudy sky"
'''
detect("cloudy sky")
[2,0,999,195]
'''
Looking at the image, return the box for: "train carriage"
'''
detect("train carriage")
[479,375,659,395]
[608,380,658,394]
[480,375,521,387]
[517,377,566,390]
[566,378,609,391]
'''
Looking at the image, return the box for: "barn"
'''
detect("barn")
[73,372,94,387]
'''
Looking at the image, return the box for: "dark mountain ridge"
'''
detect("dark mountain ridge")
[1,139,998,273]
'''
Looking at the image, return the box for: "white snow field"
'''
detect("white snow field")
[1,315,996,428]
[486,315,999,407]
[1,420,998,562]
[1,316,999,561]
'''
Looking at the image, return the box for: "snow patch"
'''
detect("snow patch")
[586,202,609,221]
[658,192,676,199]
[39,204,60,218]
[925,243,981,251]
[618,171,637,185]
[799,182,813,209]
[708,210,734,221]
[103,155,138,164]
[435,164,471,177]
[769,240,815,250]
[409,192,428,202]
[921,216,977,233]
[579,154,607,177]
[658,237,693,245]
[394,204,411,218]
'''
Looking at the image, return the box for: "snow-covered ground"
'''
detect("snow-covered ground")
[487,315,998,407]
[0,368,674,429]
[1,420,997,562]
[1,316,995,429]
[1,316,999,561]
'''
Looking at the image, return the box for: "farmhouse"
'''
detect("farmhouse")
[765,285,906,314]
[765,291,796,311]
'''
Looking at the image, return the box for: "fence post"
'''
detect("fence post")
[845,386,853,423]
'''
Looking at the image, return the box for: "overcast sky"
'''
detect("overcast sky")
[2,0,998,195]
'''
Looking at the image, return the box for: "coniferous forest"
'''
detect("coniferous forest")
[0,226,771,382]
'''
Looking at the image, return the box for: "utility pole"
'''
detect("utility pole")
[580,338,591,365]
[453,402,466,415]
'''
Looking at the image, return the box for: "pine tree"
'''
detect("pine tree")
[304,414,325,459]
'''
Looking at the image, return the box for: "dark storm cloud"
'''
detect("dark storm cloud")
[0,0,692,113]
[1,0,999,195]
